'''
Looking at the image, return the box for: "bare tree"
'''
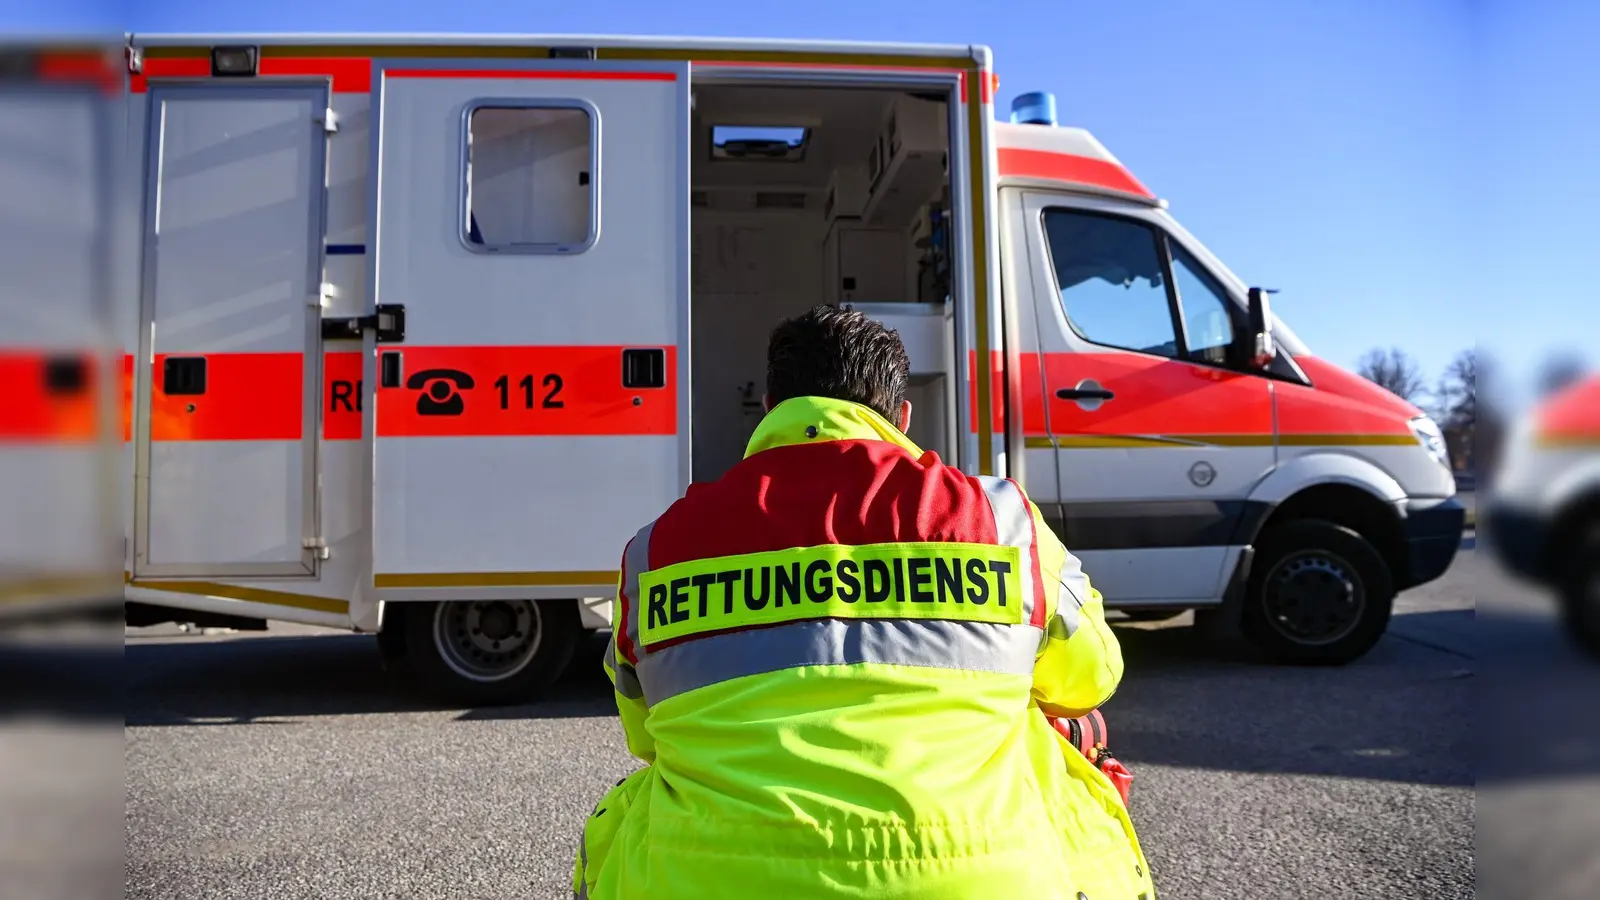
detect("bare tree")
[1435,349,1476,429]
[1357,347,1427,404]
[1435,349,1476,474]
[1476,351,1507,488]
[1537,352,1588,398]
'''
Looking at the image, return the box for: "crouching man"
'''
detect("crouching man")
[573,306,1155,899]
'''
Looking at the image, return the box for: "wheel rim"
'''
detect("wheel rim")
[431,600,543,683]
[1261,550,1365,646]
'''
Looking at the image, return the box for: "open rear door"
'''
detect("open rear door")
[368,60,689,595]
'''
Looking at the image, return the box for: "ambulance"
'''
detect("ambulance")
[1483,374,1600,655]
[110,32,1465,704]
[1,43,124,628]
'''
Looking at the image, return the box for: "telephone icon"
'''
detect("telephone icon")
[406,368,475,417]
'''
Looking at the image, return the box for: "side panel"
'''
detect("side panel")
[134,84,326,578]
[0,78,121,613]
[1014,188,1276,603]
[369,61,689,593]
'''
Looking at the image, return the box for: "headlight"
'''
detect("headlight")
[1409,415,1450,468]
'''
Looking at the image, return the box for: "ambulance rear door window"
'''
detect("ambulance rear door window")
[463,102,596,253]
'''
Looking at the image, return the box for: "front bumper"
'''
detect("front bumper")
[1481,502,1550,583]
[1400,496,1466,589]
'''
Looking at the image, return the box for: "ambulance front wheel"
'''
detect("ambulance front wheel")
[404,599,581,706]
[1241,519,1395,666]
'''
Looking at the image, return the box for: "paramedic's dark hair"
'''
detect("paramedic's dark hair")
[766,305,910,425]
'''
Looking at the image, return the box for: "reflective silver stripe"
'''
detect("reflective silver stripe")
[1047,608,1077,643]
[1051,597,1081,640]
[1057,547,1091,610]
[1052,548,1093,638]
[603,640,644,701]
[618,519,655,660]
[975,476,1039,625]
[635,617,1040,705]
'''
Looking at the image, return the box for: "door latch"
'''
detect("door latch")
[321,304,405,343]
[621,348,667,389]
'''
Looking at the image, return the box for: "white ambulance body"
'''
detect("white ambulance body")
[1483,374,1600,653]
[118,33,1464,703]
[0,47,123,625]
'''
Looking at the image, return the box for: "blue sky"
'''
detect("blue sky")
[10,0,1593,407]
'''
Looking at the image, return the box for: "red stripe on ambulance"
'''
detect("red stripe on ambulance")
[123,347,675,442]
[323,351,364,440]
[0,351,105,444]
[1276,357,1416,438]
[130,56,371,93]
[384,69,677,82]
[965,351,1416,441]
[149,352,304,441]
[996,148,1153,199]
[1537,376,1600,442]
[375,345,677,438]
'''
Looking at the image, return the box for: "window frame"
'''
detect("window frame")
[1038,205,1249,372]
[458,97,601,256]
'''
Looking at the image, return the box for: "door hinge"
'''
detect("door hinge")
[321,303,405,343]
[311,282,337,310]
[303,537,331,560]
[318,109,339,133]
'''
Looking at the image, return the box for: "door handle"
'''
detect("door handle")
[1056,387,1114,401]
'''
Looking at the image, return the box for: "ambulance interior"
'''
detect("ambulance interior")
[689,84,957,483]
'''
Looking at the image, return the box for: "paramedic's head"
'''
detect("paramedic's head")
[765,305,912,431]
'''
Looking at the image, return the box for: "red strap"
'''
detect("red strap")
[1099,757,1133,807]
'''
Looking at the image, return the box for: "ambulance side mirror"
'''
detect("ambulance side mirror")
[1244,287,1276,370]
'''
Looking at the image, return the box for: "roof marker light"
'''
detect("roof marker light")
[1010,91,1057,127]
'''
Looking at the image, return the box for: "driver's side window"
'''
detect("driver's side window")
[1041,209,1180,359]
[1040,206,1240,368]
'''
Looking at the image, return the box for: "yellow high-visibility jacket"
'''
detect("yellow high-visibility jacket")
[574,396,1155,899]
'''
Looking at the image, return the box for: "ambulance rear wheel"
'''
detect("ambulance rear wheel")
[405,599,580,706]
[1242,519,1395,666]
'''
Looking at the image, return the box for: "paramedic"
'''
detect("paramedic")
[572,305,1155,899]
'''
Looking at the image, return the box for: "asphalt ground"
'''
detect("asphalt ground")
[103,534,1546,899]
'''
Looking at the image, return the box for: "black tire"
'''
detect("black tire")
[1242,518,1395,665]
[1559,534,1600,660]
[404,599,582,706]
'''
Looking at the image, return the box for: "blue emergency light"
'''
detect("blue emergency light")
[1009,91,1058,127]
